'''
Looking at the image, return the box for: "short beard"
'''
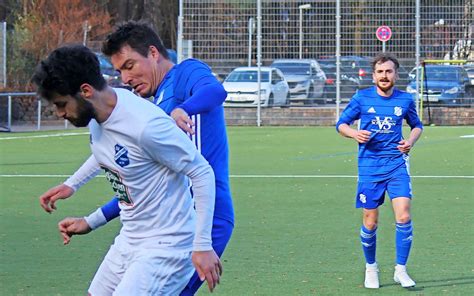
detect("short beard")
[69,94,96,127]
[376,80,395,93]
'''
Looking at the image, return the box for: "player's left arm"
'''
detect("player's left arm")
[171,63,227,134]
[397,100,424,153]
[141,117,221,292]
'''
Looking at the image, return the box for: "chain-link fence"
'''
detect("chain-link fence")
[179,0,473,125]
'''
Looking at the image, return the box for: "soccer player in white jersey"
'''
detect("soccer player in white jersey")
[336,53,423,289]
[38,21,233,295]
[32,44,222,295]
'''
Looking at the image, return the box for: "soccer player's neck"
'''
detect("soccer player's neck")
[376,87,394,98]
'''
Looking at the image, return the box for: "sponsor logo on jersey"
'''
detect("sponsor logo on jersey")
[114,144,130,167]
[101,165,133,205]
[394,106,402,116]
[368,107,376,113]
[359,193,367,203]
[371,116,396,132]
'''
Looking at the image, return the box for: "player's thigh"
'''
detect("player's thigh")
[113,250,194,296]
[387,175,412,200]
[89,245,125,296]
[356,181,387,209]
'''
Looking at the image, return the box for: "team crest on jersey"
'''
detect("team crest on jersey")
[394,106,402,116]
[114,144,130,167]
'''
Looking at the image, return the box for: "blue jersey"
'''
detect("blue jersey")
[154,59,234,224]
[336,87,423,182]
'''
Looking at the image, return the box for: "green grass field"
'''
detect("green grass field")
[1,126,473,295]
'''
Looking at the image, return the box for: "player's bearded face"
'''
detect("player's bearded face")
[373,61,397,93]
[375,76,395,92]
[68,94,96,127]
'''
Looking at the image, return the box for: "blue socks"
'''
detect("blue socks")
[360,225,377,264]
[395,220,413,265]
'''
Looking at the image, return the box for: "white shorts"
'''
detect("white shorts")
[88,243,194,296]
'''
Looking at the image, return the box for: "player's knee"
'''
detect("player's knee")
[395,213,411,224]
[363,212,378,230]
[364,220,378,230]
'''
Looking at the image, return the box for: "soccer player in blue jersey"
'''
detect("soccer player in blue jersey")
[38,21,234,295]
[336,53,423,289]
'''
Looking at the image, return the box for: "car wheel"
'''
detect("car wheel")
[267,94,274,107]
[285,92,291,105]
[304,87,315,105]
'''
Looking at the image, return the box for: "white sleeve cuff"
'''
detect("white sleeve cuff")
[84,208,107,230]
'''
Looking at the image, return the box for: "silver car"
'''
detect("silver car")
[223,67,290,107]
[271,59,327,105]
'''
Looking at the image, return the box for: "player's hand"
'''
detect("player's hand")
[397,139,412,154]
[58,217,91,245]
[171,108,195,135]
[192,250,222,292]
[39,184,74,213]
[354,130,372,143]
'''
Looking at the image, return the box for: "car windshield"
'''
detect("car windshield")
[225,70,270,82]
[272,63,310,75]
[418,66,463,81]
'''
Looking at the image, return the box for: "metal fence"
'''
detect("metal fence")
[0,93,70,132]
[178,0,474,124]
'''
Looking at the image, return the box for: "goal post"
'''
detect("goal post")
[413,59,473,123]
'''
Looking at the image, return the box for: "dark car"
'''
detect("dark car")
[318,56,373,90]
[317,61,360,102]
[95,53,123,87]
[406,65,473,106]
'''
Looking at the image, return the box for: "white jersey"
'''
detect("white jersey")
[88,88,215,251]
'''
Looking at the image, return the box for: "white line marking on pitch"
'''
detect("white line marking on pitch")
[460,135,474,138]
[0,132,89,140]
[0,174,473,179]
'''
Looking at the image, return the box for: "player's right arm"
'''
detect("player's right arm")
[335,95,370,143]
[39,155,101,213]
[337,123,372,143]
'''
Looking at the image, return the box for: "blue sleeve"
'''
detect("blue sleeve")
[405,100,423,130]
[336,96,361,132]
[174,59,227,115]
[178,80,227,115]
[100,197,120,221]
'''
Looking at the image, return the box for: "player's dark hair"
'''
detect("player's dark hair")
[372,53,399,72]
[32,45,107,100]
[102,20,169,60]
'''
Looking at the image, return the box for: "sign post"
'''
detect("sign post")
[376,25,392,52]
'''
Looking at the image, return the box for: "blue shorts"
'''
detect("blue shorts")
[180,216,234,296]
[355,175,412,209]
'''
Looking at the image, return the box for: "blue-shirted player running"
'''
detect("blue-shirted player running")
[336,53,423,289]
[38,21,234,295]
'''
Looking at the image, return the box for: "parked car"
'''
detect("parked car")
[271,59,326,105]
[406,65,473,106]
[317,60,360,102]
[95,53,123,87]
[319,56,373,90]
[223,67,290,107]
[465,65,474,85]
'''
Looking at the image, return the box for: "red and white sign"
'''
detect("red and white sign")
[376,25,392,42]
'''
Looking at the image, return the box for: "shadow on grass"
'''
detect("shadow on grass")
[382,276,474,291]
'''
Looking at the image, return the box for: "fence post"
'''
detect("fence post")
[37,97,41,130]
[7,95,11,130]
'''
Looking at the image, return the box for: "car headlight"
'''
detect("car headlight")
[254,89,266,95]
[406,85,417,94]
[444,87,460,94]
